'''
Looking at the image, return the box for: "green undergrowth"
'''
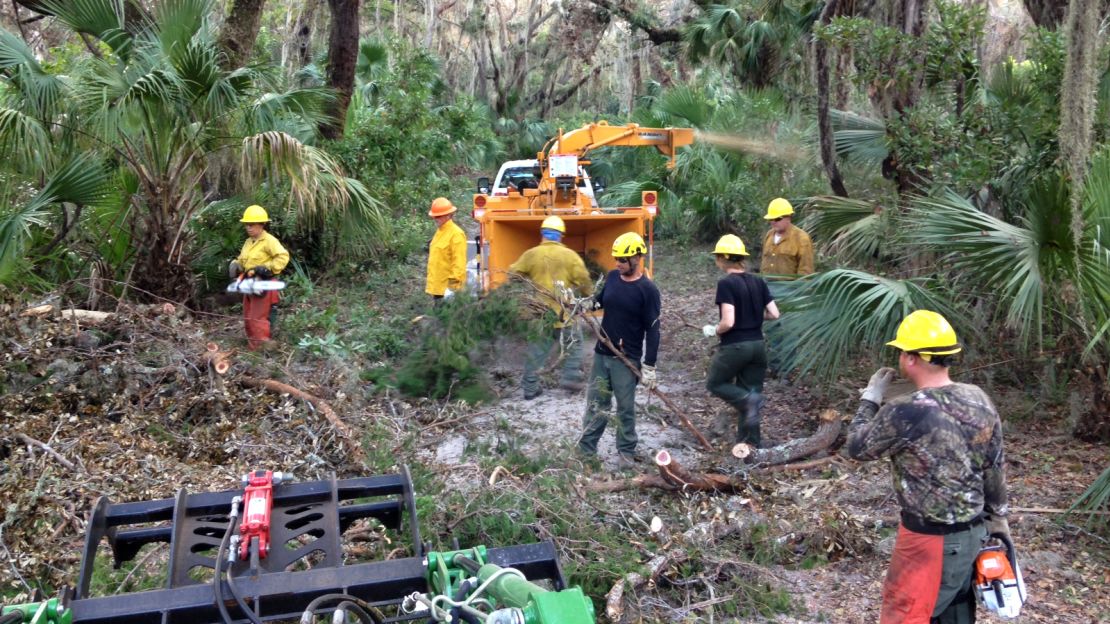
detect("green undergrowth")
[365,286,548,403]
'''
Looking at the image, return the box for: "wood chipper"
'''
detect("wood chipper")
[470,122,694,290]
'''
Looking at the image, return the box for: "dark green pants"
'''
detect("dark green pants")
[932,523,985,623]
[522,323,585,396]
[706,340,767,410]
[577,353,639,455]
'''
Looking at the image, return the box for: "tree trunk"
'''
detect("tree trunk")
[320,0,360,140]
[292,0,323,71]
[815,0,849,197]
[1022,0,1071,26]
[217,0,267,69]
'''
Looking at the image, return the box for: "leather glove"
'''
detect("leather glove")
[703,324,717,338]
[229,261,242,280]
[443,288,455,299]
[640,365,657,390]
[984,513,1011,543]
[252,266,274,280]
[860,367,895,404]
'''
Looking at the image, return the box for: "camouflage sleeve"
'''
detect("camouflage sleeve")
[845,399,909,461]
[983,421,1009,517]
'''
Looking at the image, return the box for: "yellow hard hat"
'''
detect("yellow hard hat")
[240,204,269,223]
[764,197,794,220]
[541,215,566,233]
[428,197,457,217]
[612,232,647,258]
[712,234,748,256]
[886,310,962,356]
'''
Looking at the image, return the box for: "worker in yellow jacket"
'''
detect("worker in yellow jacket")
[231,205,290,350]
[760,198,814,277]
[425,197,467,301]
[510,216,593,399]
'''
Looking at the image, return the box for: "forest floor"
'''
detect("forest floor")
[0,243,1108,623]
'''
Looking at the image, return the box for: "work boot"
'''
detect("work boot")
[523,387,543,400]
[616,453,639,471]
[737,393,763,447]
[559,378,585,392]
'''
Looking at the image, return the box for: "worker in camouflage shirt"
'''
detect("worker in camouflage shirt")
[846,310,1009,624]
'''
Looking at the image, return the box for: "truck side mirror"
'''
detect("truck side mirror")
[477,177,491,194]
[592,176,607,194]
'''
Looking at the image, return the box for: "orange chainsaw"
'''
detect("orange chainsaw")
[974,532,1027,618]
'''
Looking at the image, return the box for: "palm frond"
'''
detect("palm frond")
[0,179,48,280]
[1069,465,1110,527]
[244,88,334,135]
[0,107,50,171]
[0,30,66,116]
[829,109,888,167]
[240,131,356,225]
[41,0,132,56]
[773,269,963,381]
[800,195,890,263]
[905,189,1059,345]
[154,0,211,58]
[657,85,712,128]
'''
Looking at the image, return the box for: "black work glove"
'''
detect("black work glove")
[251,266,274,280]
[984,513,1011,543]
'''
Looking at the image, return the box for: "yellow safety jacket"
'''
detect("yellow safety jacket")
[236,231,290,275]
[426,219,467,296]
[510,241,593,327]
[761,224,814,277]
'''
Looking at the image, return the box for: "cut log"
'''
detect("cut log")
[240,376,365,464]
[732,409,841,466]
[655,449,740,492]
[201,343,233,375]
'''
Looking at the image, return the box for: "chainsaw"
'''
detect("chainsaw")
[973,532,1027,619]
[1,469,593,623]
[227,277,286,296]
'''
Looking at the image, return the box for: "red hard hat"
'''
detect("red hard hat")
[429,197,457,217]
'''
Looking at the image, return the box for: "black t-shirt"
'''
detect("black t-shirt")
[715,272,773,344]
[594,270,661,366]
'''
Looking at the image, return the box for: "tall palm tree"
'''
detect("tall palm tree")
[0,0,382,301]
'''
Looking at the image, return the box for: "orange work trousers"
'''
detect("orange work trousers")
[243,291,278,350]
[880,524,944,623]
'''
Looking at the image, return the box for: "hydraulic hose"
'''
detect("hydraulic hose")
[0,611,25,624]
[299,594,384,624]
[214,508,238,624]
[335,601,377,624]
[226,539,264,624]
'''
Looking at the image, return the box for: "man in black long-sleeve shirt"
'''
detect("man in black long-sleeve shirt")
[577,233,662,468]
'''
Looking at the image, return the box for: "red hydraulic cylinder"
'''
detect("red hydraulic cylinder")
[238,470,291,560]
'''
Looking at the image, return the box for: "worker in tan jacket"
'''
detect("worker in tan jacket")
[760,198,814,277]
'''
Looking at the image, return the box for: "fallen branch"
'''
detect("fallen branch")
[239,377,365,464]
[732,409,842,466]
[15,433,80,472]
[760,455,844,473]
[605,516,757,622]
[60,309,113,324]
[582,473,675,494]
[578,312,713,451]
[20,304,54,317]
[1009,506,1110,516]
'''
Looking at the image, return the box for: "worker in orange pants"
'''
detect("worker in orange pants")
[231,205,290,350]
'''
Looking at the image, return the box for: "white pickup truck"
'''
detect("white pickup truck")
[484,159,600,208]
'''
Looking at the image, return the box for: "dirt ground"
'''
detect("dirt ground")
[1,246,1108,622]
